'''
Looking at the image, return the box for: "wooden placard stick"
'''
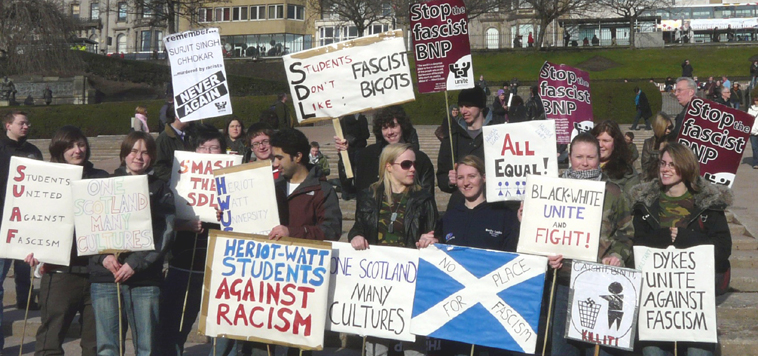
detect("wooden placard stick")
[332,118,354,179]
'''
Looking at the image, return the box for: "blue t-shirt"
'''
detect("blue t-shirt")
[435,202,520,252]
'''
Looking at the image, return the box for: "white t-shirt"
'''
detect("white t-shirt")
[287,182,300,196]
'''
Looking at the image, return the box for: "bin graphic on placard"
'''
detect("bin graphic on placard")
[577,298,601,328]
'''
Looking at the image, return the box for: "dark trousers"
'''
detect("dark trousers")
[159,267,204,356]
[35,272,96,356]
[631,109,651,129]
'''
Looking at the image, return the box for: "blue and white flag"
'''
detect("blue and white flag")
[411,244,547,354]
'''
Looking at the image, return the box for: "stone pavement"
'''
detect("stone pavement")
[5,124,758,355]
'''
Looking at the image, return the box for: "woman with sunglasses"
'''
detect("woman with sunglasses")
[641,112,677,181]
[630,143,732,356]
[349,143,438,356]
[419,155,521,356]
[24,126,110,356]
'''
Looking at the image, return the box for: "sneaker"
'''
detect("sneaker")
[753,165,758,169]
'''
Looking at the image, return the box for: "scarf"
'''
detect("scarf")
[561,168,603,181]
[135,113,149,133]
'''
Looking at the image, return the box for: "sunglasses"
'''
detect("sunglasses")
[392,160,416,170]
[667,125,674,131]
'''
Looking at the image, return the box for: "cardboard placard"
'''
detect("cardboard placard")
[0,158,82,265]
[538,62,593,144]
[411,244,547,354]
[677,97,754,188]
[327,242,418,341]
[634,245,717,343]
[214,161,280,234]
[409,0,474,93]
[200,231,332,350]
[73,175,154,256]
[518,175,605,262]
[483,120,559,201]
[566,261,643,351]
[170,151,242,222]
[164,28,233,122]
[282,30,415,124]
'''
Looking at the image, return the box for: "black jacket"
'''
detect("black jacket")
[0,135,43,219]
[348,186,438,248]
[629,177,732,274]
[352,141,435,196]
[154,124,191,182]
[636,90,653,119]
[435,202,520,252]
[681,61,694,78]
[89,168,176,286]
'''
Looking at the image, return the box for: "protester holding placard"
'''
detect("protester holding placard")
[224,117,246,155]
[420,155,520,356]
[592,120,641,195]
[349,142,438,355]
[629,142,732,325]
[335,106,435,195]
[548,133,634,356]
[25,126,108,356]
[159,127,224,356]
[437,86,505,210]
[641,113,677,181]
[88,132,175,356]
[0,110,43,349]
[154,106,192,182]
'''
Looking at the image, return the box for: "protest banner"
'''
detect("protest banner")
[72,175,154,256]
[676,97,753,188]
[164,28,232,122]
[214,161,280,234]
[483,121,559,202]
[200,230,332,350]
[411,244,547,354]
[282,30,415,124]
[518,175,605,262]
[171,151,242,222]
[634,245,717,343]
[409,0,474,93]
[327,242,418,341]
[566,261,643,351]
[538,62,593,144]
[0,158,82,265]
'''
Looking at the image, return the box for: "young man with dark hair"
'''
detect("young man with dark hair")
[334,106,435,196]
[269,128,341,241]
[0,111,43,350]
[154,107,191,182]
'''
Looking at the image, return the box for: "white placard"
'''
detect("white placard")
[518,175,605,262]
[634,245,717,343]
[200,231,332,350]
[566,261,643,351]
[73,175,154,256]
[0,158,82,265]
[170,151,242,222]
[327,242,418,341]
[214,161,279,234]
[282,30,415,123]
[164,28,233,122]
[483,121,559,202]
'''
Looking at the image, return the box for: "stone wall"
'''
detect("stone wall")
[4,76,88,106]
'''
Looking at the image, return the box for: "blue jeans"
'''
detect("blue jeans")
[750,136,758,166]
[0,258,32,349]
[641,343,714,356]
[551,283,617,356]
[211,337,238,356]
[91,283,159,356]
[159,267,205,356]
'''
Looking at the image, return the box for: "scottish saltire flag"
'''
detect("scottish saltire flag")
[411,244,547,354]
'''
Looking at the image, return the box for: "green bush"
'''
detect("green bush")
[590,81,662,124]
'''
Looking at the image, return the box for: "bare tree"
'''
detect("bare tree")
[522,0,593,50]
[308,0,392,37]
[0,0,83,76]
[595,0,674,48]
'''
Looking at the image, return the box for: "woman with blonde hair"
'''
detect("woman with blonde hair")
[133,106,150,132]
[641,112,676,181]
[349,142,438,356]
[630,142,732,355]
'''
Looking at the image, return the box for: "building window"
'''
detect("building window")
[155,31,164,51]
[71,4,80,19]
[250,5,266,20]
[90,3,99,20]
[370,24,389,34]
[116,33,127,53]
[117,2,127,21]
[320,26,336,45]
[198,8,212,23]
[486,28,499,49]
[268,4,284,19]
[215,7,231,21]
[140,31,152,52]
[233,6,248,21]
[287,5,304,20]
[143,4,153,18]
[382,3,392,16]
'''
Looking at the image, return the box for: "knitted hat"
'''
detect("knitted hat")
[458,86,487,108]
